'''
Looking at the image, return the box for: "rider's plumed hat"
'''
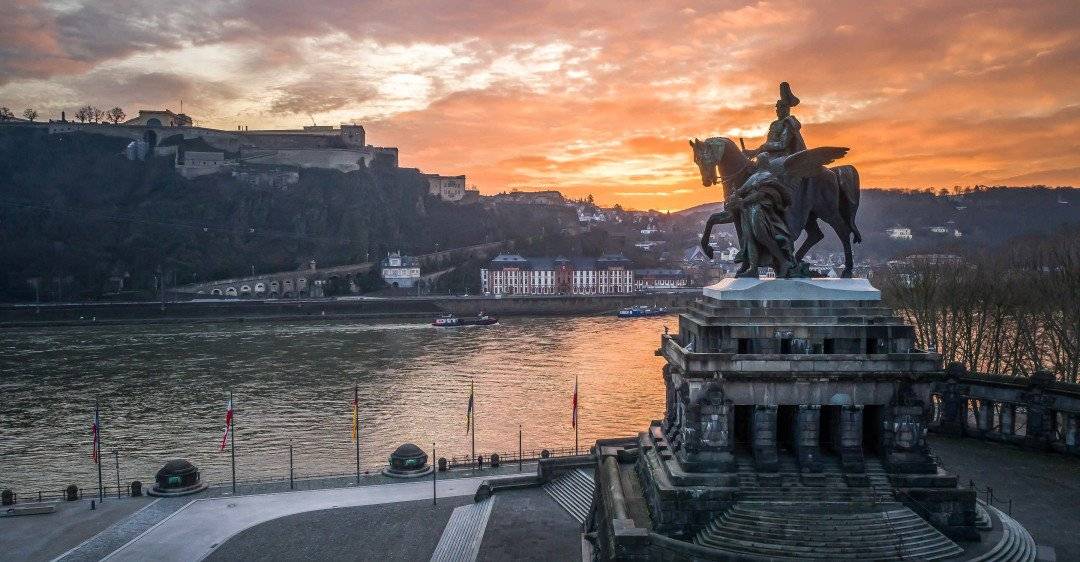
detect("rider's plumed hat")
[778,82,799,108]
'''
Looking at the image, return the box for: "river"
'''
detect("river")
[0,316,669,492]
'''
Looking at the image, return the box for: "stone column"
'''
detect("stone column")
[751,405,779,472]
[977,400,991,433]
[794,405,822,473]
[836,405,865,473]
[1001,404,1015,436]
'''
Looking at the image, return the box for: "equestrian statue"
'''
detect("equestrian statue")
[690,82,863,278]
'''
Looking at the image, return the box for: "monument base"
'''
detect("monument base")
[702,276,881,302]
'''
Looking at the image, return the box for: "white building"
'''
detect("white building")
[425,174,467,202]
[380,252,421,288]
[887,227,913,240]
[480,254,633,295]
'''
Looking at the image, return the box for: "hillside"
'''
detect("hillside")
[0,129,564,300]
[669,186,1079,263]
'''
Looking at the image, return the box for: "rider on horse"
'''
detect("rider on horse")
[744,82,806,163]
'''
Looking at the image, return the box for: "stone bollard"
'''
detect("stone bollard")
[490,453,500,468]
[130,481,143,497]
[65,485,79,501]
[1,489,13,506]
[438,458,448,472]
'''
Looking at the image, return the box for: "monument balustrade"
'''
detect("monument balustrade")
[929,366,1080,456]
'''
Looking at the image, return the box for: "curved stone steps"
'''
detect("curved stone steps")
[975,502,993,531]
[693,501,964,560]
[970,503,1037,562]
[430,496,496,562]
[542,468,594,524]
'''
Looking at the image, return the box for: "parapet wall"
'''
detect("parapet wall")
[930,366,1080,457]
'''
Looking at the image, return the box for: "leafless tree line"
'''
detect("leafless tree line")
[878,226,1080,383]
[73,105,126,124]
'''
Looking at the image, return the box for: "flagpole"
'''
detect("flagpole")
[471,390,476,470]
[230,390,236,494]
[575,375,579,456]
[354,384,360,484]
[114,450,121,499]
[96,399,103,502]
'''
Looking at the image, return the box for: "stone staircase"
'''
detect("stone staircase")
[970,502,1037,562]
[735,454,892,503]
[865,457,892,488]
[694,501,965,560]
[430,496,496,562]
[543,468,595,524]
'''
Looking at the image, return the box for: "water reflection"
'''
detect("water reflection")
[0,316,668,491]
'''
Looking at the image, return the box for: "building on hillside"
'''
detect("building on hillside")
[490,190,566,205]
[634,268,688,290]
[577,206,607,223]
[124,109,192,127]
[480,254,633,295]
[177,151,226,178]
[381,252,421,288]
[887,227,913,240]
[425,174,467,202]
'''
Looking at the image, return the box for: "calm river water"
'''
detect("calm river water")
[0,316,669,492]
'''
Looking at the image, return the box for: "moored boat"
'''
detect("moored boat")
[432,312,499,327]
[617,305,668,318]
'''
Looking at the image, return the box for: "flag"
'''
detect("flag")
[465,381,474,433]
[91,405,100,464]
[572,376,579,429]
[220,397,233,452]
[351,388,359,441]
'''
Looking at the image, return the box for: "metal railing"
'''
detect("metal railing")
[1,445,588,503]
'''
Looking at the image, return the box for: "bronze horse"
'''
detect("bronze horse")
[690,137,862,277]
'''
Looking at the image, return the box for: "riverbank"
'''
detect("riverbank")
[0,291,695,328]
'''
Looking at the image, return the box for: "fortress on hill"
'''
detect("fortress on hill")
[42,108,473,201]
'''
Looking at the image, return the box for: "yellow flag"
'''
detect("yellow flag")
[351,397,358,440]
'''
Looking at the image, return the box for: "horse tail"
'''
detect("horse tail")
[835,165,862,244]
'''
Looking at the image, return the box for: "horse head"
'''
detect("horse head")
[689,137,724,187]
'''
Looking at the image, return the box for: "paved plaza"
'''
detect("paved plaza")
[1,440,1076,561]
[928,434,1080,561]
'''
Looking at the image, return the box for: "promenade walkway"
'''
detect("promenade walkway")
[103,474,518,561]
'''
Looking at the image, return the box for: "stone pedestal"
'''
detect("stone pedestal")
[587,278,980,560]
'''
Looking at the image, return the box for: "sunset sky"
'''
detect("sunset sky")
[3,0,1078,210]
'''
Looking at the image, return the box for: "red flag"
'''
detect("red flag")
[219,397,233,452]
[91,406,100,464]
[572,376,578,429]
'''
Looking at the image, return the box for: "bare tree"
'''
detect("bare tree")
[75,105,93,123]
[22,108,38,122]
[880,226,1080,383]
[0,107,14,121]
[106,107,126,124]
[91,107,104,123]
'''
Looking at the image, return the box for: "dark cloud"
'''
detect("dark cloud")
[269,81,378,115]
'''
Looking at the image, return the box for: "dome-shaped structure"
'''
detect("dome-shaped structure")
[382,443,433,478]
[148,459,208,497]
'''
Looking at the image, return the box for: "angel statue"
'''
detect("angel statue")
[707,147,850,278]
